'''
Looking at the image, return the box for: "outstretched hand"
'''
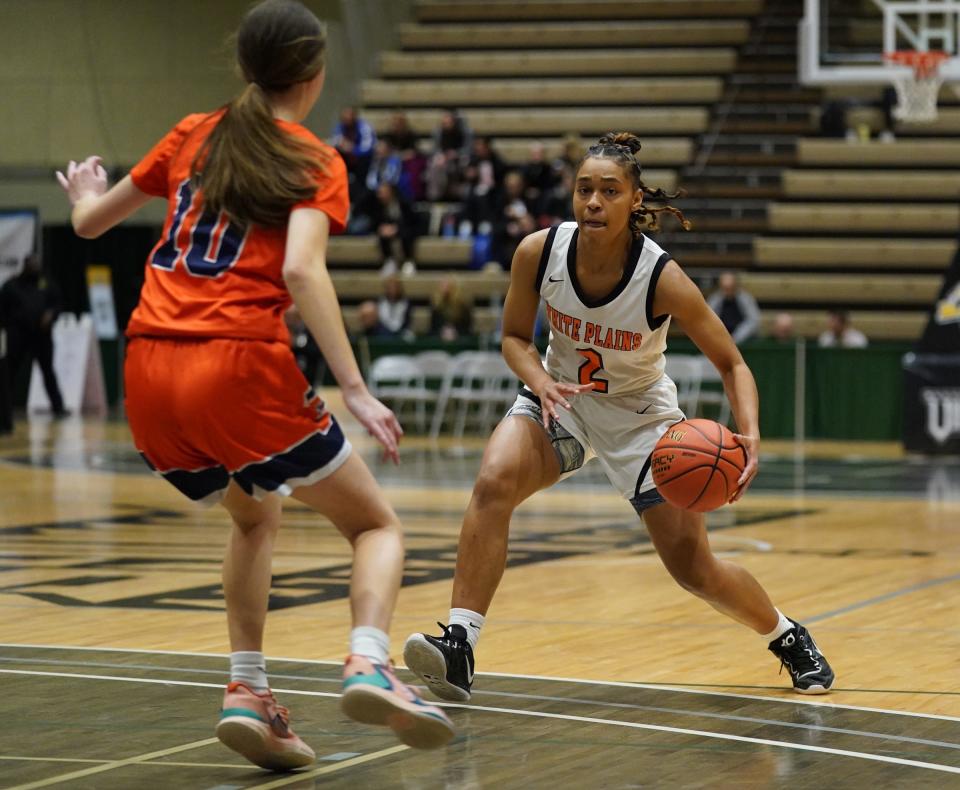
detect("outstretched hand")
[56,155,108,205]
[534,379,595,429]
[729,433,759,503]
[343,388,403,465]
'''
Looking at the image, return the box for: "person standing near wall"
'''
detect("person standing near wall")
[0,254,68,418]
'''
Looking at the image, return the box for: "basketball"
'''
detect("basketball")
[651,419,747,512]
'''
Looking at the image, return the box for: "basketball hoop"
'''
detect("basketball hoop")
[884,51,949,123]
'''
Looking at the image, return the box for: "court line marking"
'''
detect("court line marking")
[0,756,246,770]
[3,736,220,790]
[4,642,958,723]
[3,668,959,777]
[5,658,957,752]
[247,745,410,789]
[808,572,960,623]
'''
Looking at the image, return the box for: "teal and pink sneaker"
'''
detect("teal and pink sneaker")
[341,654,455,749]
[215,682,315,771]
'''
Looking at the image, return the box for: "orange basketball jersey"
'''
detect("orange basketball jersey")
[127,111,349,343]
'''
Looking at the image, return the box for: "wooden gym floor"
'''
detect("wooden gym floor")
[1,395,959,788]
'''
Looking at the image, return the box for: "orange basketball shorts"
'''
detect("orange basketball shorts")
[125,336,351,503]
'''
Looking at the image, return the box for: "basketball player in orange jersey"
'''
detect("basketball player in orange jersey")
[56,0,453,768]
[405,133,834,701]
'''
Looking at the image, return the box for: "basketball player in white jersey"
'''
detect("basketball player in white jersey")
[404,133,834,699]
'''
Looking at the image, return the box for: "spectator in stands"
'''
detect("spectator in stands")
[707,271,760,345]
[377,274,414,341]
[493,171,536,269]
[356,182,419,278]
[285,306,324,386]
[365,139,404,196]
[818,309,868,348]
[552,133,584,182]
[430,278,473,342]
[770,311,796,343]
[332,106,376,195]
[0,254,68,417]
[819,99,849,138]
[522,141,558,216]
[356,300,389,339]
[460,136,506,235]
[382,111,426,200]
[540,165,575,228]
[425,109,472,201]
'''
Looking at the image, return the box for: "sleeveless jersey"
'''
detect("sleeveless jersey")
[537,222,673,396]
[126,112,349,343]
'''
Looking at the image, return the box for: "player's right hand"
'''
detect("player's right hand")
[344,389,403,464]
[534,380,594,429]
[56,155,108,205]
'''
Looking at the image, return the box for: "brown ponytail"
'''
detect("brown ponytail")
[582,132,692,236]
[191,0,330,228]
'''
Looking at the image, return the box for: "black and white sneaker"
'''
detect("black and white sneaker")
[403,623,475,702]
[768,619,835,695]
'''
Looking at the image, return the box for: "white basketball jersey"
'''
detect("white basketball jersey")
[537,222,672,396]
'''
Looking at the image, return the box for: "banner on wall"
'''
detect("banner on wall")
[0,210,37,287]
[902,352,960,454]
[86,265,118,340]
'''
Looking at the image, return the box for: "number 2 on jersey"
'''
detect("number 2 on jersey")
[150,180,246,277]
[576,348,609,394]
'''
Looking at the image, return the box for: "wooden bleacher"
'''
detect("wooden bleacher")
[797,138,960,167]
[360,77,723,107]
[378,49,738,78]
[363,108,710,137]
[413,0,763,21]
[342,304,502,336]
[781,169,960,199]
[753,237,955,268]
[758,310,926,341]
[738,272,941,305]
[327,237,471,269]
[398,20,750,49]
[767,203,959,234]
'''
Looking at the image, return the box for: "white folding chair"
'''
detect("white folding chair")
[695,355,732,425]
[367,355,430,432]
[664,355,703,418]
[430,351,517,439]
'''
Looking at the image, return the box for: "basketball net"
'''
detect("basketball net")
[884,51,949,123]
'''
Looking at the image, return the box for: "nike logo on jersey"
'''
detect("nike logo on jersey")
[635,403,653,415]
[548,276,564,283]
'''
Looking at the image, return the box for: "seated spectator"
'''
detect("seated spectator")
[356,183,419,277]
[540,166,575,228]
[460,136,506,235]
[425,109,472,201]
[493,171,536,269]
[522,141,558,216]
[430,278,473,342]
[332,106,376,195]
[365,139,404,195]
[356,299,389,339]
[378,274,414,341]
[552,133,584,182]
[285,306,324,384]
[707,271,760,344]
[383,111,427,200]
[770,311,796,343]
[818,309,868,348]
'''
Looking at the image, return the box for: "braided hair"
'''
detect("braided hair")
[581,132,691,236]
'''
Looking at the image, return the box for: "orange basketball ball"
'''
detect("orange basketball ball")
[651,419,747,512]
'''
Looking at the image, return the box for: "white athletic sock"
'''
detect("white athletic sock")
[230,651,268,691]
[350,626,390,666]
[449,608,485,651]
[761,610,794,643]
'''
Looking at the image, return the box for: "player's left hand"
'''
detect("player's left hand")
[344,388,403,464]
[729,433,759,503]
[56,155,108,205]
